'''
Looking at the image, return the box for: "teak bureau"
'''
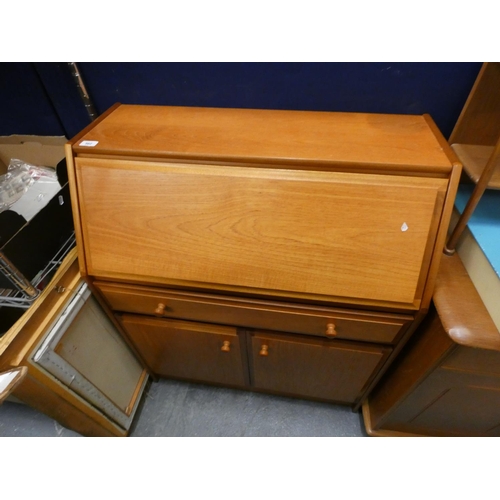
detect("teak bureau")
[65,104,461,417]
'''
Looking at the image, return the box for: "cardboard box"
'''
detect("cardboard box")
[0,135,67,174]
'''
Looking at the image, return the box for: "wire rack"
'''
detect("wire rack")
[0,232,76,309]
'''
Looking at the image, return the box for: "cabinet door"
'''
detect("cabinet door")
[75,158,447,309]
[119,315,247,387]
[383,368,500,436]
[250,332,390,404]
[31,282,148,430]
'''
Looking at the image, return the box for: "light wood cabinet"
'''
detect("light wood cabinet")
[65,104,461,410]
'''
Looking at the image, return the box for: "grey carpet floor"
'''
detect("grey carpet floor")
[0,378,367,437]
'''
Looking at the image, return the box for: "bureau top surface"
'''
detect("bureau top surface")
[73,105,453,169]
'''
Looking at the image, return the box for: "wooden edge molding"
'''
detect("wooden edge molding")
[423,114,462,168]
[361,401,424,437]
[434,253,500,351]
[0,249,79,359]
[0,366,27,404]
[14,371,125,437]
[65,144,88,277]
[353,308,426,412]
[67,102,121,146]
[419,163,462,310]
[448,63,487,145]
[86,278,156,379]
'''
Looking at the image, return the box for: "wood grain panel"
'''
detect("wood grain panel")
[434,253,500,351]
[442,347,500,377]
[451,144,500,189]
[449,63,500,146]
[410,385,500,436]
[119,315,246,386]
[96,281,411,344]
[382,368,500,436]
[13,372,122,436]
[250,332,389,403]
[0,250,80,362]
[73,105,453,170]
[76,158,447,306]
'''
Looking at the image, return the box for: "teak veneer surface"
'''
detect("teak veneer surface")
[73,105,453,170]
[451,144,500,189]
[76,158,447,307]
[250,331,389,404]
[364,252,500,436]
[0,249,80,359]
[434,253,500,351]
[66,104,461,412]
[449,63,500,147]
[119,315,247,387]
[95,281,412,344]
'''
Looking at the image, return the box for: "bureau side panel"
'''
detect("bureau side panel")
[379,368,500,436]
[75,159,447,307]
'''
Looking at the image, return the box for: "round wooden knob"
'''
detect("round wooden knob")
[154,303,166,316]
[221,341,231,352]
[259,345,269,357]
[325,323,337,338]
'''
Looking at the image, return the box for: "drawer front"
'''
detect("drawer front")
[118,315,247,387]
[96,282,412,344]
[77,158,447,308]
[250,332,390,404]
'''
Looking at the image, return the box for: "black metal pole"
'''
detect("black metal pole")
[67,62,98,122]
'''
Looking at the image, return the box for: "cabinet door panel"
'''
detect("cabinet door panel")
[383,368,500,436]
[119,315,246,387]
[410,385,500,436]
[250,332,390,404]
[76,158,447,307]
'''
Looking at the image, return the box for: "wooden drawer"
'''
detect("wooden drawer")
[118,315,247,387]
[249,331,390,404]
[96,282,412,344]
